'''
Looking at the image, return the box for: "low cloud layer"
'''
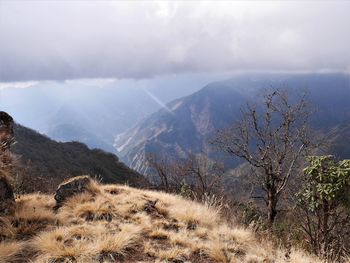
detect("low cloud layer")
[0,1,349,81]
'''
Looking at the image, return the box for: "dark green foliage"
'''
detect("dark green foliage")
[297,156,350,262]
[301,155,350,211]
[179,181,192,199]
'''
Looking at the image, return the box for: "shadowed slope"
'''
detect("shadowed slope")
[11,124,148,192]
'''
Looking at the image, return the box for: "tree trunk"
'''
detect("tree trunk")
[320,200,330,259]
[267,190,278,228]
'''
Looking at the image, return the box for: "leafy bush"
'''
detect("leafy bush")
[297,155,350,262]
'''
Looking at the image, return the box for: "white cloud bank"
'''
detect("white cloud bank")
[0,1,349,81]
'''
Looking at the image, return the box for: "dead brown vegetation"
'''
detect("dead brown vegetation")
[0,178,322,263]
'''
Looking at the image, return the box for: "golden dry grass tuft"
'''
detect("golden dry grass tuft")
[0,241,26,263]
[0,180,323,263]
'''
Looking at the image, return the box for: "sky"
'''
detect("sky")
[0,1,350,84]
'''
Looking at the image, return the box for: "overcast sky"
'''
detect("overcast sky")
[0,1,349,82]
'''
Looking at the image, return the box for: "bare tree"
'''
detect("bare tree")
[213,89,313,227]
[181,153,224,197]
[146,152,224,197]
[146,153,172,191]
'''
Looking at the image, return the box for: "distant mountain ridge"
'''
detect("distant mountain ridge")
[12,124,149,193]
[1,75,218,153]
[114,73,350,174]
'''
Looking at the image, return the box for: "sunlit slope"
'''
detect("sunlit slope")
[0,179,321,263]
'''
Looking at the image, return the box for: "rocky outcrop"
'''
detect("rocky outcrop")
[0,111,14,152]
[54,175,92,209]
[0,111,15,216]
[0,111,14,169]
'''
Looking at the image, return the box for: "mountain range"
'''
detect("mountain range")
[114,73,350,174]
[3,73,349,192]
[1,74,222,153]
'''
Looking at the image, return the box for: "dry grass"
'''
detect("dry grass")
[0,179,323,263]
[0,241,26,263]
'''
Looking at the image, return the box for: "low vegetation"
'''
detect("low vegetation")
[297,156,350,261]
[0,178,325,263]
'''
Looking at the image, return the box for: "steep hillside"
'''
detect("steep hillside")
[114,84,247,173]
[0,178,322,263]
[115,73,350,174]
[47,123,116,154]
[11,124,148,192]
[1,75,212,153]
[2,83,161,153]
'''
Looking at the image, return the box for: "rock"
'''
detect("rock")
[0,111,14,152]
[0,111,14,133]
[54,175,92,209]
[0,111,14,170]
[0,112,15,216]
[0,176,15,216]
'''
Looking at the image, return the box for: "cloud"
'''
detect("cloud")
[0,81,39,90]
[0,1,349,81]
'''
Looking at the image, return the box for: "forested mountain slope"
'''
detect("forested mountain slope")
[12,124,148,192]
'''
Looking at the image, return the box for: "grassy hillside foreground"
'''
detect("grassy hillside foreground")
[0,178,323,263]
